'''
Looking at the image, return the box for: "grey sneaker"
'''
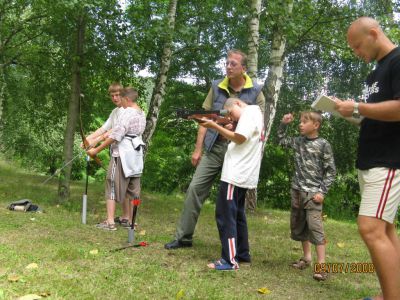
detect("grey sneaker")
[95,221,117,231]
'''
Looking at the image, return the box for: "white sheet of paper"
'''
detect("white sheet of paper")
[311,95,363,125]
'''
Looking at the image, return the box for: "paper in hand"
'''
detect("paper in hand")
[311,95,363,125]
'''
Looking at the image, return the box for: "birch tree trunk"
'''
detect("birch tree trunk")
[263,0,294,141]
[246,0,261,80]
[245,0,262,212]
[58,14,86,202]
[142,0,178,150]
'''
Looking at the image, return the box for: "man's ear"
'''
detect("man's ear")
[369,27,379,40]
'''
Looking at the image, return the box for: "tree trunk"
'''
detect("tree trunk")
[58,14,86,202]
[245,0,262,212]
[142,0,178,151]
[263,0,294,141]
[0,64,5,148]
[246,0,261,80]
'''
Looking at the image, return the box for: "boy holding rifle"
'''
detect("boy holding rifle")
[199,98,264,271]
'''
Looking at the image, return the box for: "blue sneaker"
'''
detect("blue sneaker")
[207,258,239,271]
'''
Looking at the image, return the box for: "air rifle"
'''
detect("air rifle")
[176,108,231,124]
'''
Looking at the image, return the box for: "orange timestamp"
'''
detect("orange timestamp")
[314,262,375,273]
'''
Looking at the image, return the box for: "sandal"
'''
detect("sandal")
[207,258,238,271]
[95,221,117,231]
[124,222,139,230]
[115,217,138,229]
[114,217,129,225]
[313,271,328,281]
[291,257,311,270]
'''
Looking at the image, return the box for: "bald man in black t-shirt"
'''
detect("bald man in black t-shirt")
[335,17,400,300]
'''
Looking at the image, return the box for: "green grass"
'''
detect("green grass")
[0,158,386,299]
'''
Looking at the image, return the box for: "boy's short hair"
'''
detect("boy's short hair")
[300,111,322,129]
[224,98,244,109]
[120,87,139,102]
[108,82,123,94]
[227,49,248,67]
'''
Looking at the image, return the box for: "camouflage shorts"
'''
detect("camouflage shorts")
[290,189,325,245]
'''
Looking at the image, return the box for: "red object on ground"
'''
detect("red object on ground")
[134,241,148,247]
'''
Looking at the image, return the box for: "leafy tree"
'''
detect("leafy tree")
[2,1,138,200]
[142,81,204,193]
[0,0,48,139]
[1,0,398,217]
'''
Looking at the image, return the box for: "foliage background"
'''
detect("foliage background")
[0,0,399,221]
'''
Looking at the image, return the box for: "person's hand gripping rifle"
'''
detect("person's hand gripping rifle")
[176,108,232,125]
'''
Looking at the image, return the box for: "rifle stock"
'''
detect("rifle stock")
[176,108,231,124]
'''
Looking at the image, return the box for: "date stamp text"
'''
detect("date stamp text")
[314,262,375,273]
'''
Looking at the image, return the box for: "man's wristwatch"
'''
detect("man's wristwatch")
[352,102,360,118]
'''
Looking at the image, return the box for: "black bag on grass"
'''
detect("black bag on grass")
[7,199,41,212]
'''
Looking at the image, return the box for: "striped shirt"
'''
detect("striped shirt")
[109,107,146,157]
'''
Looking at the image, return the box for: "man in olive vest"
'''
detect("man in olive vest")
[165,50,265,250]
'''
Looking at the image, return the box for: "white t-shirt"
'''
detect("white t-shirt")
[220,105,263,189]
[101,107,123,132]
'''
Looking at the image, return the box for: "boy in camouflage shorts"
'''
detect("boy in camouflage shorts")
[278,111,336,281]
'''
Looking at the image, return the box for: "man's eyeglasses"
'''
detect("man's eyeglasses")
[225,61,242,67]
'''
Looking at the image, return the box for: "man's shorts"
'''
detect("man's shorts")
[105,157,141,203]
[358,167,400,224]
[290,189,325,245]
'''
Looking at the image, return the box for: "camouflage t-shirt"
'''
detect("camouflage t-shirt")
[277,123,336,194]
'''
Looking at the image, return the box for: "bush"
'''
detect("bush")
[142,132,194,193]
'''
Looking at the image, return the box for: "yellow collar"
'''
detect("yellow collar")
[218,73,253,94]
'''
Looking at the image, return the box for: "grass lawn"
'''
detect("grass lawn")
[0,158,386,299]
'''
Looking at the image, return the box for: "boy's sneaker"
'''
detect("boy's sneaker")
[207,258,239,271]
[95,221,117,231]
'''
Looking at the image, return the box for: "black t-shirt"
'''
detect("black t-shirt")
[357,47,400,170]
